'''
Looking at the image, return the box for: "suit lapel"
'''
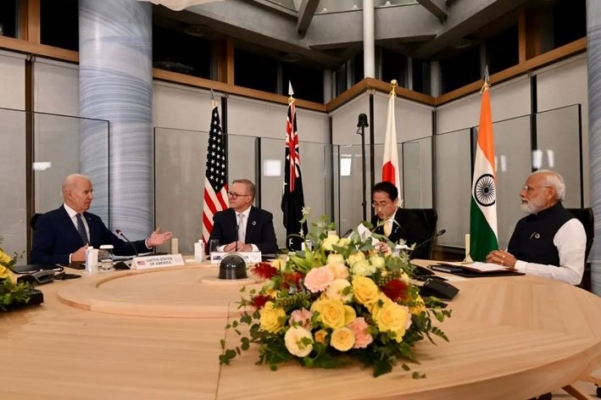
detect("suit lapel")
[246,207,258,242]
[59,206,86,246]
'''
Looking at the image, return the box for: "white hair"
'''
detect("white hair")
[530,169,565,201]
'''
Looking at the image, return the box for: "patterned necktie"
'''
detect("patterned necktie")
[383,220,391,237]
[237,213,245,243]
[76,213,89,244]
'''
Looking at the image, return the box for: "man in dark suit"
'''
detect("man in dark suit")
[370,181,430,259]
[208,179,278,254]
[31,174,173,266]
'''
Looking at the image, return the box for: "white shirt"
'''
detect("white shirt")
[513,218,586,285]
[64,204,90,242]
[218,207,259,252]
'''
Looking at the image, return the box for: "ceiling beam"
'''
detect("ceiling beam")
[416,0,447,21]
[297,0,319,37]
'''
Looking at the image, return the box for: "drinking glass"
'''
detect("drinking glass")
[99,245,114,271]
[209,239,220,253]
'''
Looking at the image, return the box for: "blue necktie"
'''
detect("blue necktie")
[76,213,89,244]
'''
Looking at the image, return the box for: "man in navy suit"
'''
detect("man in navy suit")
[208,179,278,254]
[370,181,430,259]
[31,174,173,266]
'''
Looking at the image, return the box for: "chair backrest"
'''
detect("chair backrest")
[566,208,594,261]
[406,208,438,259]
[30,213,42,230]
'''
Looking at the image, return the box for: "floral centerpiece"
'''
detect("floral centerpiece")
[219,215,451,377]
[0,239,32,311]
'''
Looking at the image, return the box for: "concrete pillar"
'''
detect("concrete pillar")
[79,0,153,240]
[430,60,441,97]
[363,0,375,78]
[587,0,601,294]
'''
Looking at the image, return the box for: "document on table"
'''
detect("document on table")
[440,261,508,272]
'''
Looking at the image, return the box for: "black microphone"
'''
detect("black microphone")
[411,229,446,254]
[116,229,138,257]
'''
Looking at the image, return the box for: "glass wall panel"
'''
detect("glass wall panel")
[536,105,582,208]
[0,108,26,255]
[402,136,433,208]
[154,128,207,255]
[434,129,472,249]
[154,128,335,253]
[489,115,532,249]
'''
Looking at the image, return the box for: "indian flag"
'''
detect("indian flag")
[469,86,498,261]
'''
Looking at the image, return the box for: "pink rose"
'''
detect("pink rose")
[289,308,313,330]
[347,317,373,349]
[304,266,335,293]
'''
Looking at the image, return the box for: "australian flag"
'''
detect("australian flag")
[281,99,308,251]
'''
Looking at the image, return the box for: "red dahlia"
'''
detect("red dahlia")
[252,262,278,279]
[382,279,408,301]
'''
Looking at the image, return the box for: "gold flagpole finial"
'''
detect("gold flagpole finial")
[480,66,490,93]
[390,79,397,96]
[288,81,295,105]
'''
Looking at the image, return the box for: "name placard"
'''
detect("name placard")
[210,251,262,264]
[131,254,185,270]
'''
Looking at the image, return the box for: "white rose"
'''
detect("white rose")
[327,253,345,265]
[325,278,353,303]
[369,256,385,270]
[284,326,314,357]
[351,259,376,276]
[322,235,340,251]
[347,251,366,267]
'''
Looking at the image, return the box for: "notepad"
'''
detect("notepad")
[438,261,507,272]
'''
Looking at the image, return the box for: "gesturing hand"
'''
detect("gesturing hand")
[147,227,173,248]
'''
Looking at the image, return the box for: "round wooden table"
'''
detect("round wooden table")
[1,262,600,399]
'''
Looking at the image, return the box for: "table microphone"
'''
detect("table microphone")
[412,229,447,252]
[116,229,139,257]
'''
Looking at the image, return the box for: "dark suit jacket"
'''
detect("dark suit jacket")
[208,206,278,254]
[31,206,149,265]
[371,208,430,260]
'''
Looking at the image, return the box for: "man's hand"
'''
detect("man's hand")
[224,241,251,252]
[71,245,88,263]
[147,227,173,247]
[485,250,517,269]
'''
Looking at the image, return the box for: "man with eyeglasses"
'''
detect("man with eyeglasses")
[486,170,586,286]
[370,181,429,259]
[208,179,278,254]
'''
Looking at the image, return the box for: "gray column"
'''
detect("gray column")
[362,0,375,78]
[323,69,333,103]
[79,0,152,240]
[430,60,441,97]
[588,0,601,294]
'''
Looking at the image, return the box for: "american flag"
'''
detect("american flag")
[281,95,308,250]
[202,101,228,244]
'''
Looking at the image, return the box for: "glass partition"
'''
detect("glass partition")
[154,127,337,254]
[0,107,109,258]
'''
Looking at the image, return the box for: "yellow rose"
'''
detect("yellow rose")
[314,329,328,344]
[0,250,11,266]
[410,295,426,316]
[366,293,392,314]
[259,301,286,333]
[347,251,365,267]
[271,258,287,271]
[0,265,16,284]
[311,298,346,329]
[352,276,380,306]
[330,327,355,351]
[344,305,356,325]
[373,302,411,343]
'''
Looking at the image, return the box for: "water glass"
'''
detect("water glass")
[209,239,220,253]
[99,244,114,271]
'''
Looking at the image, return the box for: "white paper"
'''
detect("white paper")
[463,262,507,272]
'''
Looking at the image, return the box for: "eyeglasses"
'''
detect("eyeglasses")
[522,185,553,193]
[227,192,250,199]
[371,201,392,209]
